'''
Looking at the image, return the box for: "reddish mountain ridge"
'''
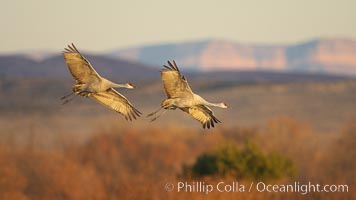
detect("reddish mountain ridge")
[110,38,356,75]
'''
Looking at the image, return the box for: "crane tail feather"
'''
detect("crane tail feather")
[163,65,172,70]
[167,60,174,68]
[172,60,180,72]
[67,45,75,52]
[167,60,179,71]
[71,43,80,53]
[211,119,215,128]
[133,107,142,115]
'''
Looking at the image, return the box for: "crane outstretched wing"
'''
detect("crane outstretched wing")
[90,88,142,121]
[180,105,221,129]
[63,43,101,84]
[161,60,194,98]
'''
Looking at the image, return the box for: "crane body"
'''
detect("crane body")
[148,60,228,129]
[61,43,141,121]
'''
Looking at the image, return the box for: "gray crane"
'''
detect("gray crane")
[147,60,228,129]
[61,43,141,121]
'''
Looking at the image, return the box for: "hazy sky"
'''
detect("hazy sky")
[2,0,355,53]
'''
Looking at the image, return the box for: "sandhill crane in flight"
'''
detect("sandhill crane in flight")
[61,43,141,121]
[147,60,228,129]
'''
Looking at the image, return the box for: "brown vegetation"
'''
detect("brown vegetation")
[0,78,355,199]
[0,118,354,200]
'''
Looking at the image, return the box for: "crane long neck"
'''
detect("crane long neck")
[111,83,127,88]
[202,99,224,108]
[106,80,127,88]
[194,94,224,108]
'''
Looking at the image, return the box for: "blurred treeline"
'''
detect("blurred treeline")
[0,117,354,200]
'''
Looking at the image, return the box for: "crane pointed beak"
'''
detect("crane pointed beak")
[127,83,136,89]
[222,103,230,109]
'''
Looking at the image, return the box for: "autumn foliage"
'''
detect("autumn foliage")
[0,118,354,199]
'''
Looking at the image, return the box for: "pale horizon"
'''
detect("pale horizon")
[2,0,356,53]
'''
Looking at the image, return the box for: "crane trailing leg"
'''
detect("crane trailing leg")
[72,84,90,97]
[147,99,177,122]
[60,92,74,100]
[60,83,90,105]
[148,109,168,122]
[60,92,76,105]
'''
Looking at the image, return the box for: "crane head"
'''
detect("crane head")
[126,83,136,89]
[221,102,229,109]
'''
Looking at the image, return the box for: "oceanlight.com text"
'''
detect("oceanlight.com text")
[165,181,349,195]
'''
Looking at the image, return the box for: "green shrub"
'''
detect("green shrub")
[184,141,296,181]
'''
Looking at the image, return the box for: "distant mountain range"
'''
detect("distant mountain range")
[1,38,355,82]
[0,54,156,81]
[109,38,356,75]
